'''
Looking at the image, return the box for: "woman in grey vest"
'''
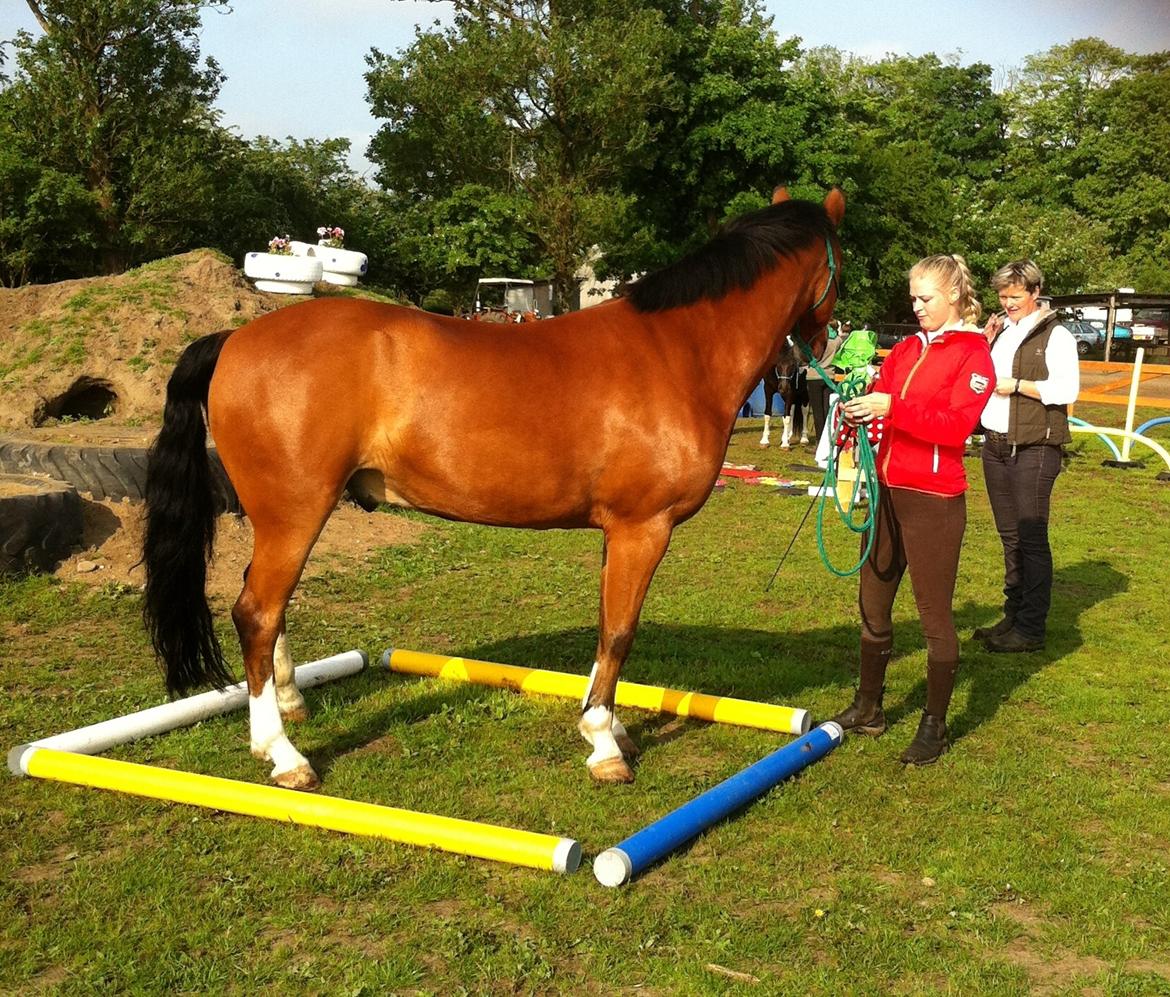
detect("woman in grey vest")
[977,260,1079,652]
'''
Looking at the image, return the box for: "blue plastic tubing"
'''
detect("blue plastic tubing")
[1068,415,1122,459]
[593,721,843,887]
[1135,415,1170,438]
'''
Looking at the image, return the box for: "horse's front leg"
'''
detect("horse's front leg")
[580,517,673,783]
[759,387,774,447]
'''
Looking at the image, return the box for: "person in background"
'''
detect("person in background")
[807,320,845,442]
[830,255,994,765]
[976,260,1079,653]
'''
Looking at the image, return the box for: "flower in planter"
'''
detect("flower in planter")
[316,225,345,249]
[267,235,293,255]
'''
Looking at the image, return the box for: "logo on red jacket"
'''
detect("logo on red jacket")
[969,372,990,394]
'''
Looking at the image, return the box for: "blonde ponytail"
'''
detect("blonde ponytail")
[909,254,982,327]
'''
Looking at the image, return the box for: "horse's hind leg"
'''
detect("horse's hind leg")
[242,560,306,723]
[274,632,308,723]
[797,375,811,445]
[234,515,329,790]
[580,517,672,783]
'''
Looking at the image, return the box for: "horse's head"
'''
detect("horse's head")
[771,185,845,360]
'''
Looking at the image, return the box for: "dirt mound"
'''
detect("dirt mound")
[58,498,426,603]
[0,250,286,430]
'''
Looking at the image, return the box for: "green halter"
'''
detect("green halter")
[790,240,882,579]
[809,236,839,313]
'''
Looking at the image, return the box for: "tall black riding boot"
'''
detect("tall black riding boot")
[830,639,891,736]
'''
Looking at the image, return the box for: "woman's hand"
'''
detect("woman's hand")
[843,392,891,424]
[983,313,1003,343]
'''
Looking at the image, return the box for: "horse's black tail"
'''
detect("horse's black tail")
[143,330,237,697]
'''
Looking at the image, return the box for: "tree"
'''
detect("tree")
[4,0,227,274]
[783,49,1008,322]
[365,0,677,309]
[1000,40,1170,292]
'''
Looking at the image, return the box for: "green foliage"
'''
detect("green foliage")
[2,1,228,275]
[1,5,1167,322]
[365,0,678,309]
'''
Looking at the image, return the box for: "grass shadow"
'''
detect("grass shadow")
[303,558,1125,769]
[928,559,1126,740]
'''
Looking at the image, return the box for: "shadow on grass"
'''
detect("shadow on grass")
[922,559,1126,740]
[304,559,1124,771]
[303,621,860,774]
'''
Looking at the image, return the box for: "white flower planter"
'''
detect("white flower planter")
[243,252,323,295]
[288,240,368,285]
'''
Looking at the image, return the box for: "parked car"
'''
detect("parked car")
[1059,316,1132,356]
[1063,319,1105,356]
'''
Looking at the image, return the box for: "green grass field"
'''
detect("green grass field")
[2,403,1168,994]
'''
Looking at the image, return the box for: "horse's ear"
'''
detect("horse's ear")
[824,187,846,227]
[771,186,791,205]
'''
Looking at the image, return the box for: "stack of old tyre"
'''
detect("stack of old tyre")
[242,250,323,294]
[0,436,240,576]
[289,241,368,287]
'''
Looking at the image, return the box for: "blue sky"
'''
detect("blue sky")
[3,0,1169,177]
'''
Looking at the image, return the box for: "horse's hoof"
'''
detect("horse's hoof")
[589,756,635,784]
[272,764,320,792]
[780,444,791,451]
[758,442,770,448]
[615,731,641,760]
[280,705,310,724]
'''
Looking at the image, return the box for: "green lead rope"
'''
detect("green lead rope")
[796,339,881,577]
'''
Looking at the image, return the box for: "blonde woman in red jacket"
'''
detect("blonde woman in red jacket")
[830,255,995,765]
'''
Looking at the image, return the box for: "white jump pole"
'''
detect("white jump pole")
[8,650,367,770]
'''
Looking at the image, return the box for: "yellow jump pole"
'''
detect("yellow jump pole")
[10,747,581,874]
[382,648,811,736]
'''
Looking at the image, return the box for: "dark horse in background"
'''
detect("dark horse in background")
[142,187,844,789]
[758,340,810,449]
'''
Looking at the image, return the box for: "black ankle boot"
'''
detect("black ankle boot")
[899,712,948,765]
[829,690,887,736]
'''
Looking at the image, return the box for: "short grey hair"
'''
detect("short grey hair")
[991,259,1044,293]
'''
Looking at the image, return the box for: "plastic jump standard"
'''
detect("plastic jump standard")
[8,648,581,874]
[383,648,811,736]
[9,747,580,873]
[593,721,843,887]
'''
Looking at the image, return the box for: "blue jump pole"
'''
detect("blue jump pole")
[593,721,843,887]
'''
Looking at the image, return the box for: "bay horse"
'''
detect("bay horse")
[142,187,844,789]
[758,341,810,449]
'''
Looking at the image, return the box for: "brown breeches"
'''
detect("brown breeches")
[858,486,967,718]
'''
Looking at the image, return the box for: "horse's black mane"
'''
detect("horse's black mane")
[626,198,836,314]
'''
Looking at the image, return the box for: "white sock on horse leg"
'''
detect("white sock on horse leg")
[760,414,771,446]
[579,705,623,765]
[249,678,311,778]
[781,414,793,447]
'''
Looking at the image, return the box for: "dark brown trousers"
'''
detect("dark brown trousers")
[857,486,967,718]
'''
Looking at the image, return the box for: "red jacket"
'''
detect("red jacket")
[873,329,994,496]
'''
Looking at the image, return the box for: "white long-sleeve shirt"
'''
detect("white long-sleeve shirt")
[981,310,1080,433]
